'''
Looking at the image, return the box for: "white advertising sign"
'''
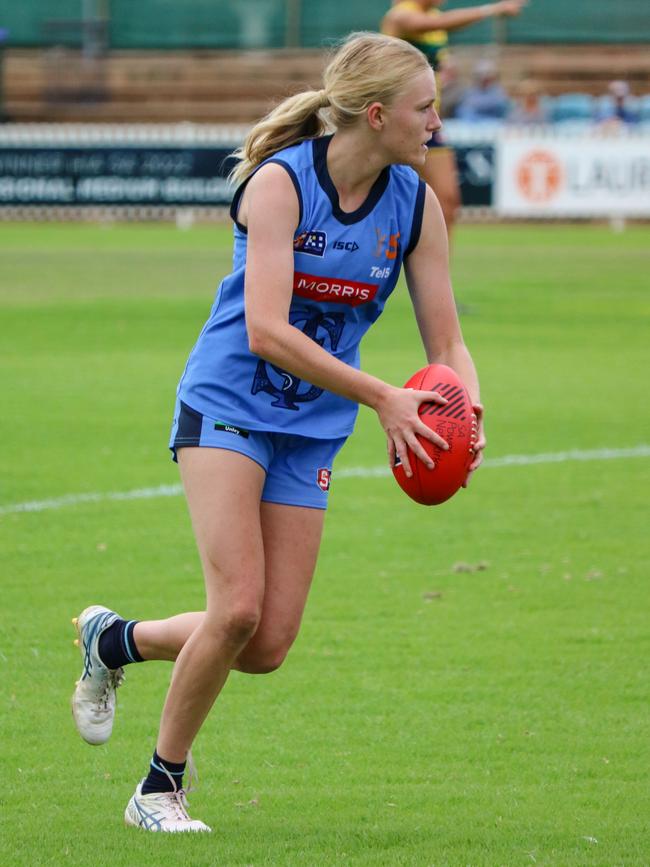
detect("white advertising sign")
[496,134,650,216]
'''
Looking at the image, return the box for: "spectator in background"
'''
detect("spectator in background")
[508,78,548,125]
[456,58,509,123]
[597,80,639,127]
[438,55,466,120]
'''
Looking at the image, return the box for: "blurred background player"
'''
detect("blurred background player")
[71,31,485,833]
[381,0,525,237]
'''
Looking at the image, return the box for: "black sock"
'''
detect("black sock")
[141,751,186,794]
[97,619,144,669]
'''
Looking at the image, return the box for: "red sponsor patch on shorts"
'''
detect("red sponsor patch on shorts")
[316,468,331,492]
[294,271,378,307]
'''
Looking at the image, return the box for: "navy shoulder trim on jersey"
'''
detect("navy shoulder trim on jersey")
[229,159,303,234]
[405,179,427,257]
[313,136,390,226]
[266,159,304,228]
[228,174,249,231]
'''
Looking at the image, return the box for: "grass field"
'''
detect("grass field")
[1,222,649,866]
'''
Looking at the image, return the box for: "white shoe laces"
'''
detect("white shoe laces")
[156,748,199,823]
[185,749,198,794]
[96,668,125,711]
[161,789,193,823]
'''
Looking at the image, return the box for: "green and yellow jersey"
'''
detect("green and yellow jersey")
[382,2,451,146]
[382,1,449,72]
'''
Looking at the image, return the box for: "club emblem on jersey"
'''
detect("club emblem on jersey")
[373,228,400,260]
[317,468,331,492]
[294,230,327,257]
[251,309,345,410]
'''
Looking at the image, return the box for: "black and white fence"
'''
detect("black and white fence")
[0,123,648,220]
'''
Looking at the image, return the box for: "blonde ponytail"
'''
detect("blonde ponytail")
[229,32,429,186]
[229,89,330,186]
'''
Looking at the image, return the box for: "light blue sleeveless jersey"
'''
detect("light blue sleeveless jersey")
[176,135,426,439]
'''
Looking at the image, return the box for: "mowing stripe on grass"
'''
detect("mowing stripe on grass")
[1,444,649,516]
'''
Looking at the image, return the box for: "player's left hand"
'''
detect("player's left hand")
[463,402,486,487]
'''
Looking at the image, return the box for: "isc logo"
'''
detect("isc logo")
[333,240,359,252]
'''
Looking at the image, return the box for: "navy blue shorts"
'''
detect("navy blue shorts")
[169,400,347,510]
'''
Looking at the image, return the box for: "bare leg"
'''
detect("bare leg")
[134,613,204,661]
[155,447,267,762]
[235,501,325,673]
[133,501,325,670]
[419,147,460,241]
[133,453,326,765]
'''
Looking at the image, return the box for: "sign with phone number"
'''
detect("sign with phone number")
[0,145,494,207]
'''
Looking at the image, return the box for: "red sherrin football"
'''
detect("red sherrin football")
[392,363,477,505]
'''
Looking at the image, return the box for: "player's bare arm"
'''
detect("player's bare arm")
[243,163,389,407]
[404,185,486,472]
[382,0,524,37]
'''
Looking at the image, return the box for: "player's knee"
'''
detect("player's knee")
[203,603,261,650]
[239,651,287,675]
[224,606,261,647]
[236,637,294,674]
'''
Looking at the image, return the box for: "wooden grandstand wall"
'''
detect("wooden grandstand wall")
[3,45,650,124]
[1,49,326,123]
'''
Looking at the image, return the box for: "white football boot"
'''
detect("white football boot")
[71,605,125,745]
[124,783,212,833]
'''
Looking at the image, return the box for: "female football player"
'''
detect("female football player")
[381,0,524,236]
[71,31,486,832]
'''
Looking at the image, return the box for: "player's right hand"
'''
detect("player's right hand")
[376,386,449,479]
[496,0,526,17]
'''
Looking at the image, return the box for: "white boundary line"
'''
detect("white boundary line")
[1,444,649,517]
